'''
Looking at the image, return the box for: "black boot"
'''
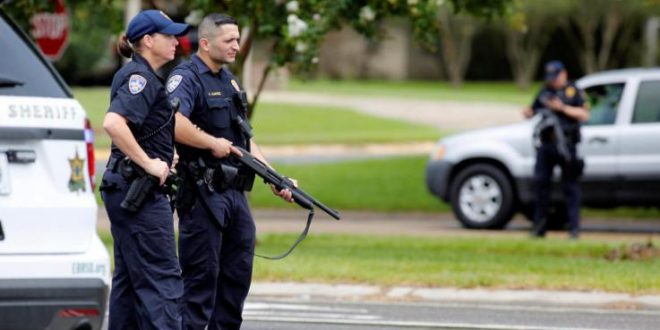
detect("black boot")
[531,218,547,238]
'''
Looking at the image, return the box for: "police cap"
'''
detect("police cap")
[544,60,565,82]
[127,10,189,43]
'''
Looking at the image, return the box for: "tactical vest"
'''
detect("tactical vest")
[177,61,250,168]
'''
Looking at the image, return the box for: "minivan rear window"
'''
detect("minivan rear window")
[0,12,68,98]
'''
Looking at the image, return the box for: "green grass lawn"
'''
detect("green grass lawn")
[98,230,659,294]
[72,87,112,148]
[288,79,539,105]
[251,103,440,145]
[249,156,447,212]
[73,88,441,149]
[252,234,659,293]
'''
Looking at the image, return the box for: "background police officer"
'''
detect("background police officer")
[100,10,188,330]
[523,60,590,239]
[166,13,295,330]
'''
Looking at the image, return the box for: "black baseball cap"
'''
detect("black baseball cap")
[126,10,189,43]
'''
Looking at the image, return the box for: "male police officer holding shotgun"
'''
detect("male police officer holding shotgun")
[523,60,590,239]
[166,13,296,330]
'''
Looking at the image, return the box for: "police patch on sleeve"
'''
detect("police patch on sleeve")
[167,75,183,93]
[128,74,147,94]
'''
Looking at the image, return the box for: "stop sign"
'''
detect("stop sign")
[30,0,69,61]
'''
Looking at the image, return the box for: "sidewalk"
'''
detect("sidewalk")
[250,281,660,310]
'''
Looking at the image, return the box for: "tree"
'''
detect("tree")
[500,0,563,90]
[437,1,479,87]
[560,0,648,74]
[188,0,512,118]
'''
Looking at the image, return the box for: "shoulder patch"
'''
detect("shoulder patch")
[167,75,183,93]
[565,86,576,99]
[128,74,147,95]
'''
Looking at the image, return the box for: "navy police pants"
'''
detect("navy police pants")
[101,171,183,330]
[533,143,581,234]
[177,188,256,330]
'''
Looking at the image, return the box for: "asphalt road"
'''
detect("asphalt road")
[242,299,660,330]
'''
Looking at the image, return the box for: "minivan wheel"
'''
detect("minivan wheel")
[449,164,515,229]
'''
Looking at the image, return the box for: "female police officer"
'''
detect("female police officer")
[100,10,188,330]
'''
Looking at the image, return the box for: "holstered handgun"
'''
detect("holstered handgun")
[118,159,179,212]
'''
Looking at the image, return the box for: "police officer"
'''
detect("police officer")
[100,10,188,330]
[166,13,295,330]
[523,60,590,239]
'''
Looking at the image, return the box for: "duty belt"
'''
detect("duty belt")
[186,159,255,192]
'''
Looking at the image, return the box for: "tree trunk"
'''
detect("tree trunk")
[438,9,476,87]
[505,16,552,91]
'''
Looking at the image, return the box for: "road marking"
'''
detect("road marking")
[244,300,659,329]
[244,316,602,330]
[246,302,369,314]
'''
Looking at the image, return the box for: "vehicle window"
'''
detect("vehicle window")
[584,83,624,126]
[632,80,660,124]
[0,13,68,98]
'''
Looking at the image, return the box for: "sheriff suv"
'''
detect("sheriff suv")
[0,9,110,330]
[426,68,660,229]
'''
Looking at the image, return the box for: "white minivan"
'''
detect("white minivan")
[0,8,110,330]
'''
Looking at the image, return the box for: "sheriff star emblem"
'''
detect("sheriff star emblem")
[68,149,86,193]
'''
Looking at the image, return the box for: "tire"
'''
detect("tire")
[449,164,515,229]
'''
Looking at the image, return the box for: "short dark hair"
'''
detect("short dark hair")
[198,13,238,39]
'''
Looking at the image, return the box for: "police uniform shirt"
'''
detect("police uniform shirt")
[531,82,586,141]
[166,54,248,164]
[531,82,586,122]
[108,53,175,166]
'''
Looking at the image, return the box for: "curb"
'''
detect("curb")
[250,282,660,310]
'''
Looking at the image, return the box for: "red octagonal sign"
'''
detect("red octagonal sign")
[30,0,69,61]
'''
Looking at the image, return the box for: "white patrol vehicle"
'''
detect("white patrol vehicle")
[0,8,110,330]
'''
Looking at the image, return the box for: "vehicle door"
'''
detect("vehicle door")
[616,78,660,205]
[578,80,627,205]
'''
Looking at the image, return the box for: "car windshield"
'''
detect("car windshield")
[584,83,625,126]
[0,12,68,98]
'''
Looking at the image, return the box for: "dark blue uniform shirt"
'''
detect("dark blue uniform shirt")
[531,82,586,142]
[167,54,249,167]
[108,54,175,166]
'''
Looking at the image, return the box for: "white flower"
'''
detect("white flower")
[295,41,308,53]
[184,10,204,25]
[313,13,321,21]
[359,6,375,22]
[311,56,319,64]
[408,0,419,5]
[286,1,299,13]
[287,14,308,38]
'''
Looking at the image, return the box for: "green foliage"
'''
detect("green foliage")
[187,0,513,77]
